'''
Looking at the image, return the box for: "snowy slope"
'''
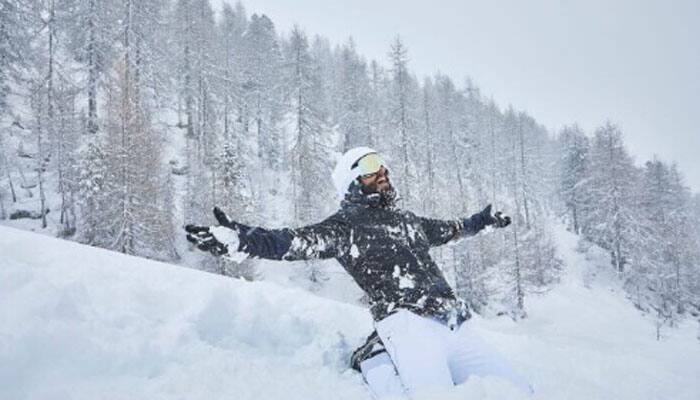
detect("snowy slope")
[1,224,699,400]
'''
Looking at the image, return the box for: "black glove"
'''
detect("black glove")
[185,207,247,257]
[480,204,511,228]
[185,224,228,256]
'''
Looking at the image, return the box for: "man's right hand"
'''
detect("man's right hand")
[185,224,229,256]
[185,207,245,257]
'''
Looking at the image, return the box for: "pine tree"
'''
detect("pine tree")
[241,13,284,169]
[101,51,173,258]
[0,0,25,114]
[633,159,699,332]
[22,0,77,229]
[337,38,371,150]
[216,2,247,139]
[419,77,437,215]
[387,36,418,207]
[581,122,641,274]
[558,124,590,233]
[76,139,111,246]
[0,131,7,220]
[67,0,119,134]
[432,74,468,214]
[366,59,388,149]
[54,90,79,236]
[284,26,335,289]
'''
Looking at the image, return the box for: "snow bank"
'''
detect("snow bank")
[0,226,371,400]
[1,225,699,400]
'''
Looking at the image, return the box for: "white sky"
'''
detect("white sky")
[215,0,700,193]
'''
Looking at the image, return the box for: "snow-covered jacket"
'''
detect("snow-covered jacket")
[234,183,489,324]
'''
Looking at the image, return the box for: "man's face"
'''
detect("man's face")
[359,165,392,194]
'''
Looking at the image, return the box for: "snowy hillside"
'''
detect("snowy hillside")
[1,225,699,400]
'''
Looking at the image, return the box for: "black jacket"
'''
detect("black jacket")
[233,186,489,323]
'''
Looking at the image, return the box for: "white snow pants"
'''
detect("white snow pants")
[360,310,533,398]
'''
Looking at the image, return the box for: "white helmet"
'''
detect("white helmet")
[331,146,383,199]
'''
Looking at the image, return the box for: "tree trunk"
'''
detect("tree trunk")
[87,0,98,133]
[518,120,530,229]
[422,87,435,215]
[37,113,47,229]
[513,224,524,316]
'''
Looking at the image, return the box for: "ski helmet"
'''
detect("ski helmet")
[332,147,387,199]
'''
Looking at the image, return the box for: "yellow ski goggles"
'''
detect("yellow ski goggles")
[352,153,385,179]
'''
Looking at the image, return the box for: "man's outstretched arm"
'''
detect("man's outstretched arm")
[186,207,351,261]
[418,204,511,247]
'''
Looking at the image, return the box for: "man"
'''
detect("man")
[185,147,533,398]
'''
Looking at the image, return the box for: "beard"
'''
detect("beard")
[360,179,393,195]
[360,179,397,208]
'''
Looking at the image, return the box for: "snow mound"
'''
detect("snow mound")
[1,224,699,400]
[0,226,371,400]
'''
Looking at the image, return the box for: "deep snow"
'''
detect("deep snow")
[1,224,699,400]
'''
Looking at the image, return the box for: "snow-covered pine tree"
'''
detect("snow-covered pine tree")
[283,26,335,289]
[66,0,119,134]
[102,54,173,257]
[432,74,469,215]
[337,38,371,150]
[633,159,699,332]
[0,0,12,213]
[366,59,389,149]
[387,36,419,208]
[489,107,561,318]
[459,78,488,207]
[22,0,79,229]
[426,75,497,312]
[691,194,700,317]
[286,27,322,220]
[216,2,247,140]
[514,113,550,228]
[155,169,180,261]
[76,138,111,247]
[0,0,25,216]
[580,122,642,274]
[483,100,506,206]
[54,89,79,236]
[239,13,285,224]
[190,0,217,160]
[173,0,220,226]
[211,0,250,249]
[558,124,590,234]
[100,0,174,257]
[508,220,562,297]
[241,13,284,170]
[172,0,196,137]
[419,77,438,215]
[0,0,25,115]
[0,133,6,220]
[201,2,256,278]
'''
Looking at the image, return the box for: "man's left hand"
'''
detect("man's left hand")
[480,204,511,228]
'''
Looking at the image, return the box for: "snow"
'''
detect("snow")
[350,244,360,258]
[209,226,240,247]
[392,265,415,290]
[1,224,700,399]
[209,226,247,262]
